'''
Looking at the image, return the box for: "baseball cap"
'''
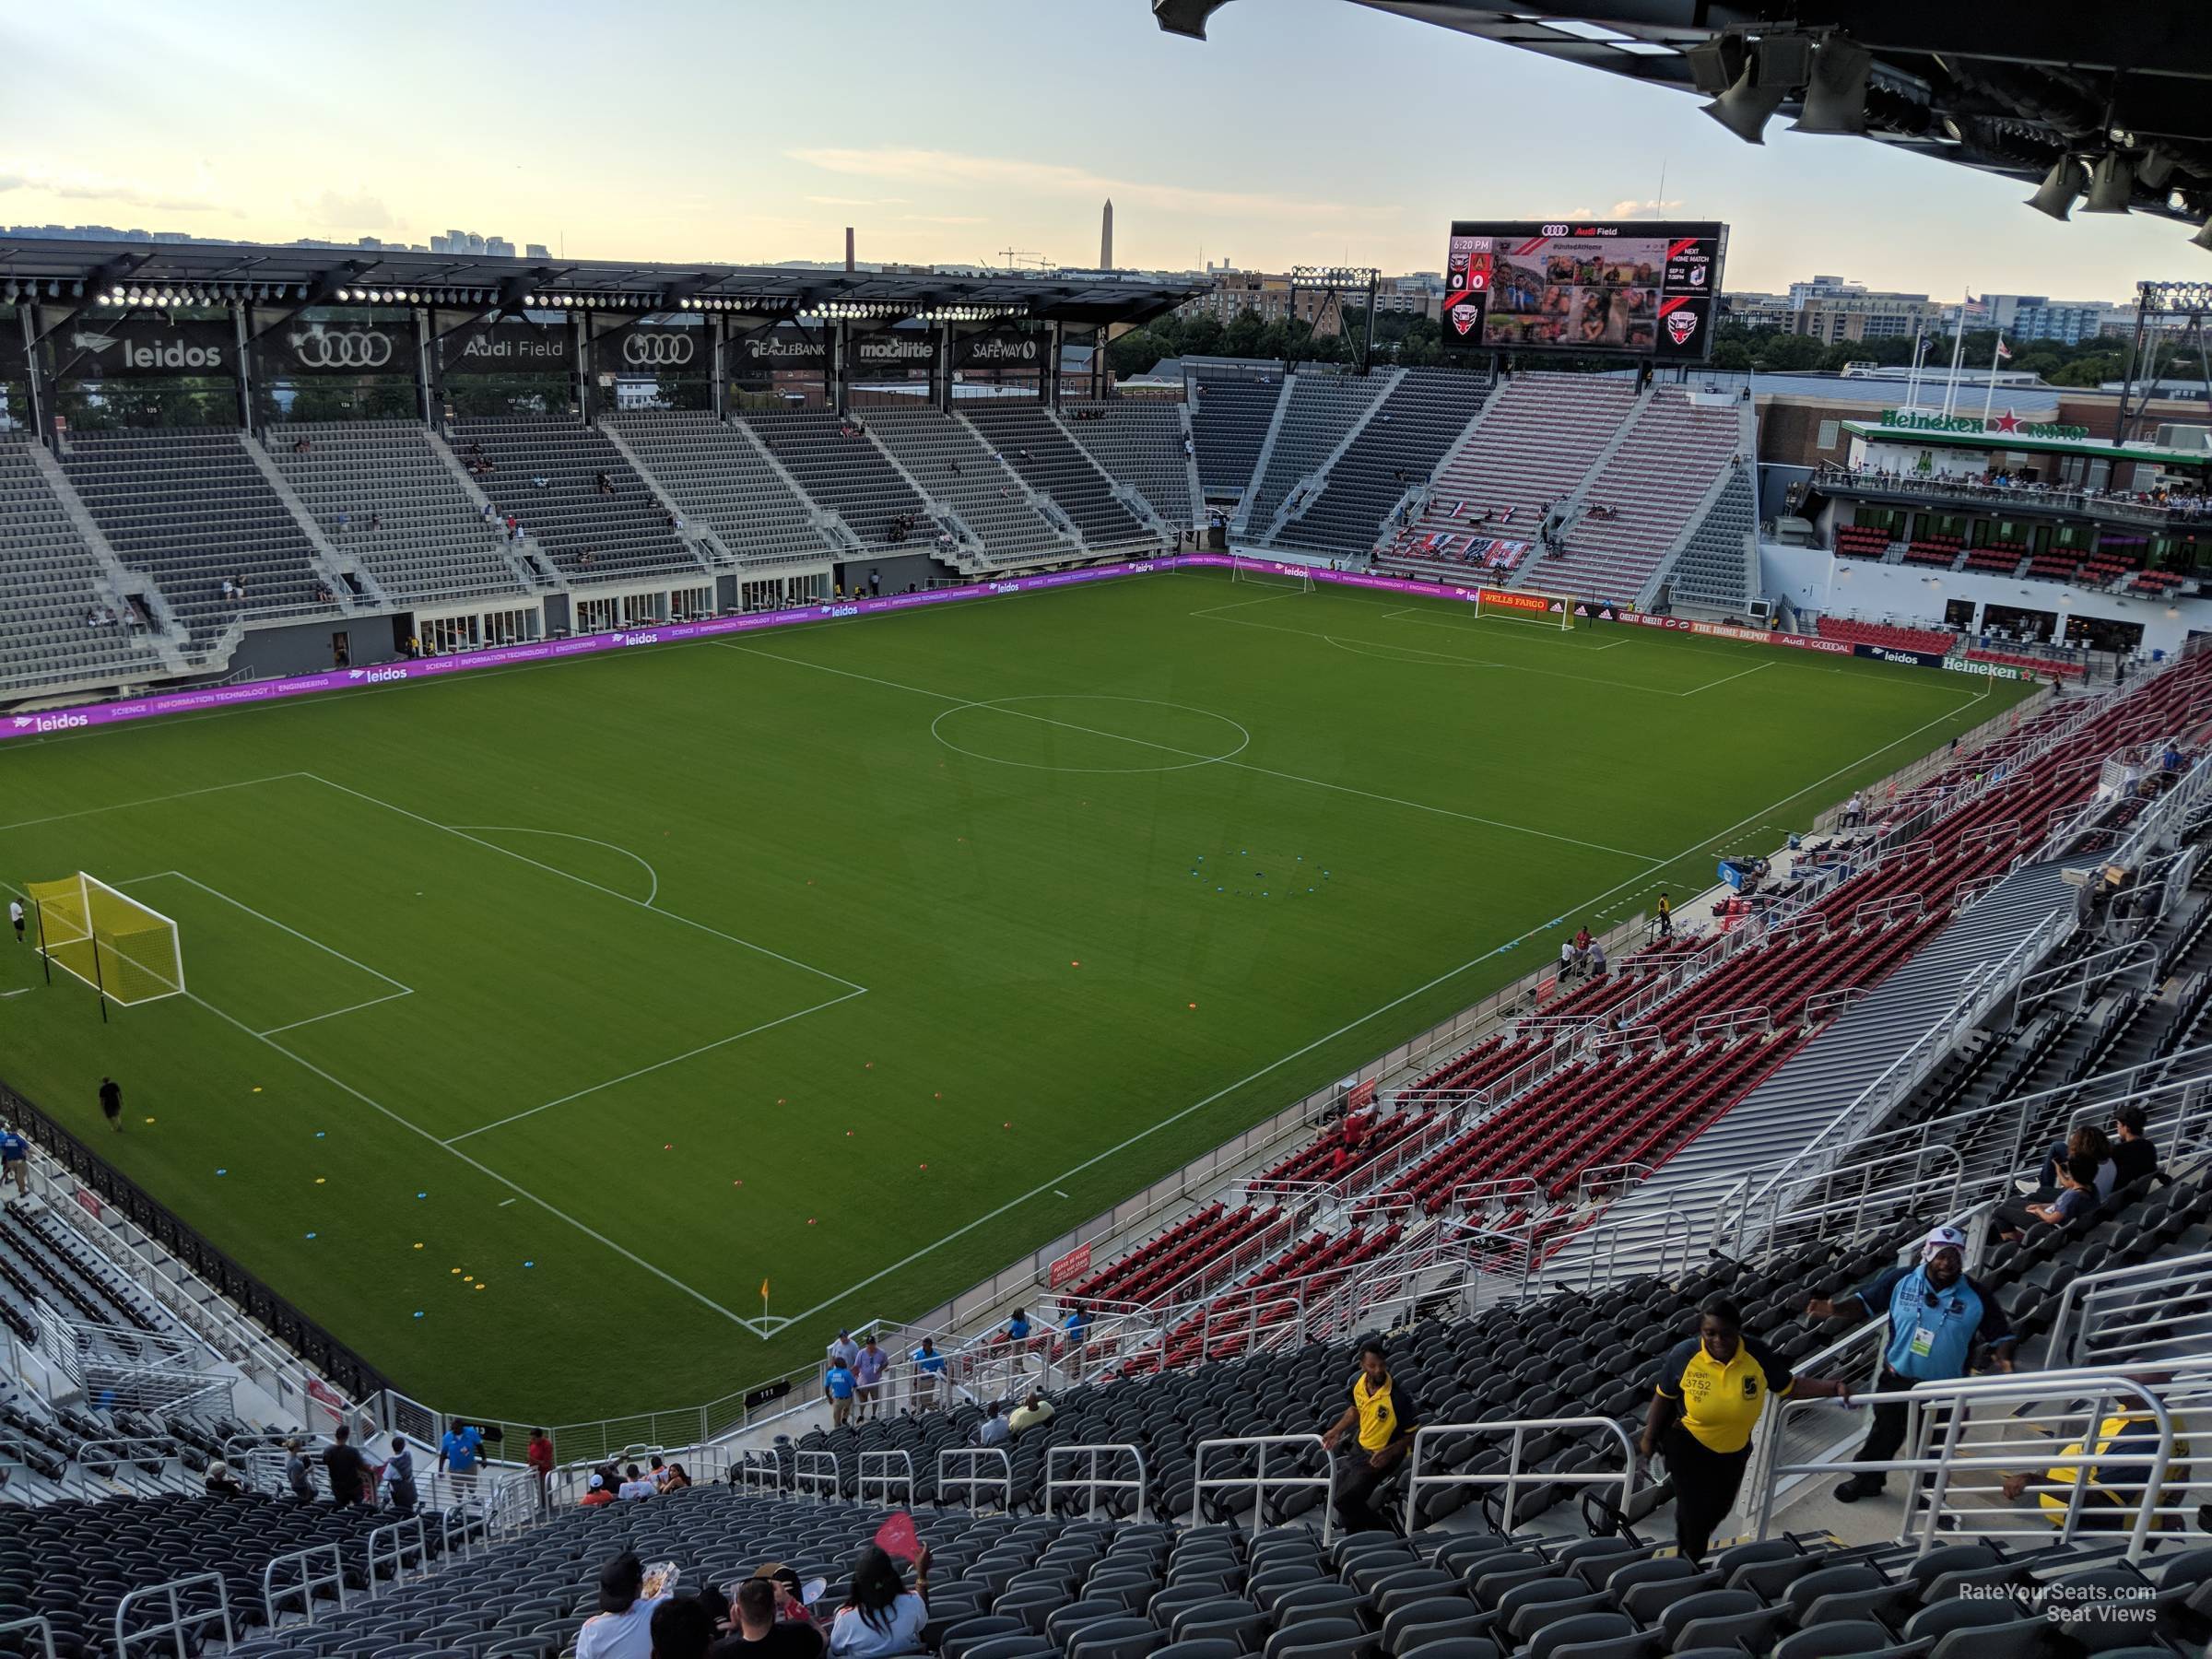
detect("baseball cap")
[1923,1226,1969,1261]
[587,1472,605,1490]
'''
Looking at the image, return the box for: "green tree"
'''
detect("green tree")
[1752,333,1829,371]
[1711,339,1754,371]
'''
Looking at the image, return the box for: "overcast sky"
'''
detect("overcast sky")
[2,0,2194,301]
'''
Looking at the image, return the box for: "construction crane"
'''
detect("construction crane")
[993,247,1052,271]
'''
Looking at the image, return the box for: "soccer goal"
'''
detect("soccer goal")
[27,873,184,1011]
[1476,586,1577,630]
[1230,554,1314,593]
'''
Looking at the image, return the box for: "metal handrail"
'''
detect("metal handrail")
[1191,1434,1335,1540]
[1404,1415,1637,1535]
[936,1447,1012,1512]
[115,1571,230,1659]
[794,1450,840,1501]
[858,1449,913,1509]
[262,1541,346,1629]
[364,1514,427,1590]
[1043,1442,1146,1521]
[733,1451,784,1495]
[0,1618,53,1659]
[1757,1371,2183,1560]
[2042,1250,2212,1371]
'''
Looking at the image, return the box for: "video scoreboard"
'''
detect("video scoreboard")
[1442,220,1727,361]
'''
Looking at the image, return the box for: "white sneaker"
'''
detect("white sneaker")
[2014,1178,2040,1194]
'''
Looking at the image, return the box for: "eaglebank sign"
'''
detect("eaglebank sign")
[0,555,2008,746]
[1877,408,2091,442]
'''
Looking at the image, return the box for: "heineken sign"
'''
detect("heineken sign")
[1877,407,2089,442]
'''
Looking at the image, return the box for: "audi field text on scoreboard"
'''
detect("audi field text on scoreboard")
[1441,220,1727,361]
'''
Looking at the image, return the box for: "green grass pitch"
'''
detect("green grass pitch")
[0,569,2030,1423]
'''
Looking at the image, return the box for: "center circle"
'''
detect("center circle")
[930,695,1252,774]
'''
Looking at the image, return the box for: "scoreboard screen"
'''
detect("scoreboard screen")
[1442,220,1727,361]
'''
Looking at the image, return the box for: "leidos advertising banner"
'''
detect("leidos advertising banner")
[849,329,939,380]
[729,323,828,375]
[440,319,572,374]
[952,329,1044,373]
[590,316,707,375]
[50,319,237,380]
[259,317,418,377]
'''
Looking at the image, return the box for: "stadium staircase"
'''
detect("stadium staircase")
[1265,369,1492,562]
[1382,374,1636,584]
[1057,401,1198,532]
[868,410,1076,566]
[1190,371,1287,505]
[1510,387,1747,610]
[0,433,182,697]
[1233,371,1394,544]
[739,411,943,556]
[236,434,394,615]
[263,421,532,607]
[446,417,708,584]
[961,407,1161,554]
[598,412,841,570]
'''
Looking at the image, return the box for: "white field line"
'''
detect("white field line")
[447,826,661,907]
[1199,609,1697,697]
[255,990,417,1038]
[1684,661,1774,697]
[125,871,411,993]
[0,773,305,835]
[299,773,865,995]
[721,643,1664,865]
[1374,604,1628,652]
[443,986,868,1145]
[771,677,1994,1327]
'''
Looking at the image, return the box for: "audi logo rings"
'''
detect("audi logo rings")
[288,329,395,370]
[622,334,696,367]
[1541,224,1570,238]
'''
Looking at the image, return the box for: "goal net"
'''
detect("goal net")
[27,874,184,1006]
[1477,586,1576,630]
[1230,555,1314,593]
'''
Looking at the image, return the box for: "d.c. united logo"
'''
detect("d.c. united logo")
[1450,302,1479,336]
[1665,311,1699,346]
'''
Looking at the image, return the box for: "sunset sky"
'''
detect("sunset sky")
[3,0,2194,300]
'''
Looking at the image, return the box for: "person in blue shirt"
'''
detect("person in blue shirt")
[1003,1309,1030,1344]
[825,1359,857,1429]
[1063,1306,1090,1348]
[911,1338,947,1412]
[437,1419,483,1498]
[0,1128,27,1198]
[1806,1226,2016,1502]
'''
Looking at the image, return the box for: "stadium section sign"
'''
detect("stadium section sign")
[49,320,236,379]
[262,320,417,377]
[1442,220,1725,360]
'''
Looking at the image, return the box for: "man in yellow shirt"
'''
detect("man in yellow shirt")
[1322,1340,1422,1534]
[1641,1296,1853,1561]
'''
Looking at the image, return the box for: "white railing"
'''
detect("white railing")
[262,1541,347,1630]
[936,1447,1012,1512]
[858,1449,913,1508]
[365,1515,428,1590]
[1043,1443,1146,1521]
[1403,1415,1637,1535]
[793,1450,839,1501]
[1191,1434,1335,1540]
[2043,1251,2212,1372]
[115,1572,229,1659]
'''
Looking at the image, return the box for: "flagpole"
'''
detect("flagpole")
[1980,335,2003,429]
[1941,290,1970,418]
[1904,324,1924,413]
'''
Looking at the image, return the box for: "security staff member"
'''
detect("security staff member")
[2000,1406,2187,1533]
[1321,1340,1420,1534]
[1641,1296,1853,1561]
[1807,1225,2016,1502]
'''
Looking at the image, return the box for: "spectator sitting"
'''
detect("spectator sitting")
[1998,1153,2100,1241]
[618,1463,655,1500]
[581,1471,615,1507]
[597,471,615,496]
[827,1544,929,1659]
[2110,1103,2158,1185]
[975,1403,1010,1448]
[578,1553,672,1659]
[1007,1392,1055,1437]
[715,1578,824,1659]
[204,1461,244,1497]
[291,437,312,455]
[663,1463,693,1491]
[755,1565,819,1628]
[653,1596,719,1659]
[2026,1125,2116,1203]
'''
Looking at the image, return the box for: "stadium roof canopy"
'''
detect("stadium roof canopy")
[0,236,1202,325]
[1152,2,2212,233]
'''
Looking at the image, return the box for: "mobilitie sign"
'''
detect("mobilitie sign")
[1876,408,2089,441]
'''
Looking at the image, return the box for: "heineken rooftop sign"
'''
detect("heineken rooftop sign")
[1877,407,2090,441]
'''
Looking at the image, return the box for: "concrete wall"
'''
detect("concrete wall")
[1760,540,2207,655]
[230,616,402,678]
[835,552,948,596]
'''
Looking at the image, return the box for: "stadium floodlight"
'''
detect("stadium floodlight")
[1790,36,1870,135]
[2026,157,2085,220]
[1702,30,1813,145]
[2082,151,2136,215]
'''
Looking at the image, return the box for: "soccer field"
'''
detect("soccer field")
[0,569,2031,1421]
